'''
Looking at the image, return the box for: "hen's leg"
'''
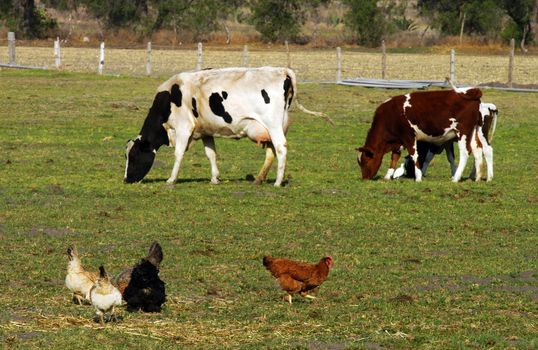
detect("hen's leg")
[285,294,292,304]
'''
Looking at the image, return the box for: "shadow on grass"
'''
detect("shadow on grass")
[138,175,290,186]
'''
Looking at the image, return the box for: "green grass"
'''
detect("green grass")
[0,70,537,349]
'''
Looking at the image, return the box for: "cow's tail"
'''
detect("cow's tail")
[295,99,335,126]
[445,77,482,100]
[489,108,498,143]
[286,69,335,126]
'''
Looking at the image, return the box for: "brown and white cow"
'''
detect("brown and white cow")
[396,102,497,180]
[357,87,490,182]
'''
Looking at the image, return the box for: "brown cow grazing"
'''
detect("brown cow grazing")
[357,87,489,182]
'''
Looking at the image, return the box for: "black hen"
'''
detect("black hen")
[114,241,166,312]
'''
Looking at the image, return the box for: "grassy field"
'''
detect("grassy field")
[4,45,538,85]
[0,69,537,349]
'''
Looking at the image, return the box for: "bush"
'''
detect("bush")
[343,0,386,47]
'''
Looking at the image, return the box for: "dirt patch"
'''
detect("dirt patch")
[47,184,64,195]
[190,246,218,256]
[29,227,74,237]
[364,342,386,350]
[479,82,538,90]
[391,294,414,303]
[415,271,538,297]
[110,101,140,111]
[308,341,347,350]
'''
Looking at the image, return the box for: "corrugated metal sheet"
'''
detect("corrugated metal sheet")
[338,78,538,93]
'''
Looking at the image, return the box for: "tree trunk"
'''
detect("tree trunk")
[521,25,529,53]
[531,0,538,44]
[22,0,38,38]
[459,12,466,45]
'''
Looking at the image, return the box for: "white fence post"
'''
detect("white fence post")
[508,38,515,88]
[196,42,203,70]
[98,42,105,75]
[242,45,248,67]
[54,37,61,69]
[8,32,16,65]
[146,41,152,76]
[336,47,342,83]
[381,40,387,79]
[449,49,455,82]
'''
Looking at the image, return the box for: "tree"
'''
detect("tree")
[502,0,537,48]
[418,0,503,38]
[0,0,57,38]
[343,0,386,47]
[249,0,328,43]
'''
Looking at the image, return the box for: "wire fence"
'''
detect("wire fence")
[2,38,538,88]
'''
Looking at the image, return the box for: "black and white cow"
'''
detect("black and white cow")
[124,67,330,186]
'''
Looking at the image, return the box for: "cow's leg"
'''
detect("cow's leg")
[167,129,193,184]
[471,131,482,182]
[384,151,401,180]
[452,136,469,183]
[419,144,435,176]
[477,128,494,181]
[445,142,457,177]
[268,129,287,187]
[255,144,276,185]
[404,139,422,182]
[411,140,423,182]
[202,136,220,184]
[483,143,493,181]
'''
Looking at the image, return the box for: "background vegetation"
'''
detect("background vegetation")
[0,69,536,349]
[1,0,537,47]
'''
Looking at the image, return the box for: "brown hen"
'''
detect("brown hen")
[263,255,333,304]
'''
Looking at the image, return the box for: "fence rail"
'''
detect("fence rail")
[2,32,538,89]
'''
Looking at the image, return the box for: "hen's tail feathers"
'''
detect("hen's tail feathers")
[295,99,335,127]
[99,265,107,279]
[262,255,273,268]
[146,241,163,268]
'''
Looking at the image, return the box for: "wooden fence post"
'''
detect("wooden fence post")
[381,40,387,79]
[508,38,515,88]
[8,32,16,65]
[98,42,105,75]
[450,49,455,82]
[285,40,290,68]
[54,37,61,69]
[242,45,248,67]
[196,42,203,70]
[336,47,342,83]
[146,41,152,76]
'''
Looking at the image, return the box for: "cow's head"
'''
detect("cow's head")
[124,137,156,183]
[123,87,178,183]
[356,146,382,180]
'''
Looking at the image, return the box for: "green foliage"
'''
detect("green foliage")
[501,17,524,43]
[249,0,306,42]
[343,0,386,46]
[0,0,57,38]
[502,0,535,43]
[418,0,537,43]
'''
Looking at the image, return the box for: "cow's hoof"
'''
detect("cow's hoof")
[166,178,176,184]
[210,178,220,185]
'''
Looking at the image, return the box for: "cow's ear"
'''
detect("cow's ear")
[358,146,374,158]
